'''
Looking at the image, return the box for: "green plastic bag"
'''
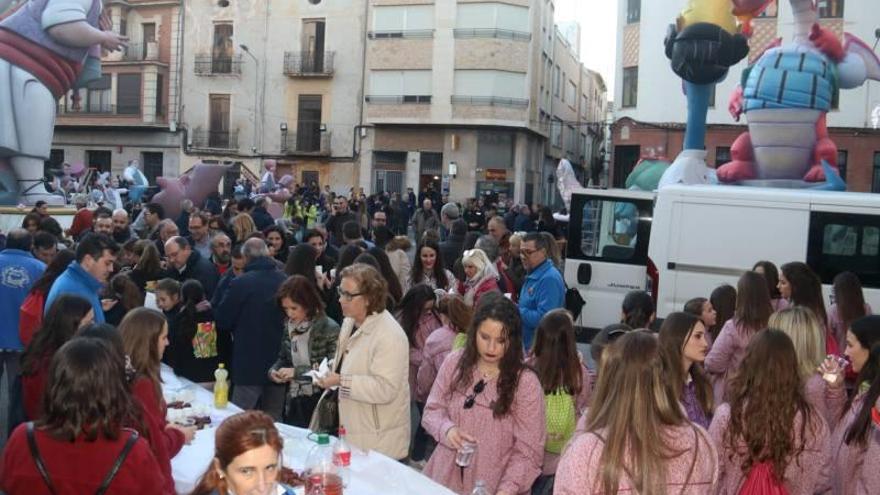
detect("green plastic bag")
[544,388,576,454]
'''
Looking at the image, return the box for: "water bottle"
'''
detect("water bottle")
[213,363,228,409]
[471,480,490,495]
[305,433,343,495]
[332,426,351,487]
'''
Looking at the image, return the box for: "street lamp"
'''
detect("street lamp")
[240,44,259,155]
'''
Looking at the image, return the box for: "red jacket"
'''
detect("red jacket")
[68,209,93,239]
[0,424,164,495]
[21,355,50,421]
[131,377,185,495]
[19,289,46,347]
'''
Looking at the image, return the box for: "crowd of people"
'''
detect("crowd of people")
[0,182,878,495]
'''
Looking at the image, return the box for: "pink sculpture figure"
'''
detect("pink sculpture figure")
[151,162,229,219]
[0,0,127,205]
[718,0,880,186]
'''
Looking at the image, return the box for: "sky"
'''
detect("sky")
[555,0,618,99]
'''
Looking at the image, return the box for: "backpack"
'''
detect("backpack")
[544,388,577,454]
[738,461,789,495]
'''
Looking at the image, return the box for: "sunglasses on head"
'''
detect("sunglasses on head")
[463,379,486,409]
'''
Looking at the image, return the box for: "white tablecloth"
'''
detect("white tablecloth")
[161,365,455,495]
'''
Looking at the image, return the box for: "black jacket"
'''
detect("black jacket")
[167,250,220,299]
[250,207,275,231]
[439,234,465,272]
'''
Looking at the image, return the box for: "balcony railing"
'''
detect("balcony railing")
[453,28,531,41]
[281,131,331,156]
[365,95,432,104]
[451,96,529,108]
[283,51,335,77]
[121,42,160,62]
[367,30,434,39]
[57,103,141,116]
[194,54,242,75]
[192,130,239,150]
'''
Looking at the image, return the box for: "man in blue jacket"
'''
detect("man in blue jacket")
[0,229,45,402]
[45,233,118,324]
[518,232,565,349]
[215,238,287,418]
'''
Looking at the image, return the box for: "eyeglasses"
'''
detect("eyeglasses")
[337,287,364,301]
[463,379,486,409]
[520,248,541,257]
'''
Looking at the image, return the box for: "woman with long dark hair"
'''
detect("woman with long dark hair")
[709,284,736,342]
[367,246,404,304]
[417,294,473,402]
[409,239,454,292]
[621,290,654,329]
[705,271,772,405]
[709,330,831,494]
[829,271,871,351]
[21,294,94,420]
[555,331,718,494]
[828,315,880,494]
[779,261,836,353]
[103,273,145,326]
[528,309,591,495]
[126,240,163,292]
[264,225,291,264]
[659,312,713,428]
[683,297,717,348]
[1,338,163,494]
[753,260,785,310]
[189,411,298,495]
[120,307,195,495]
[422,293,545,494]
[18,249,75,346]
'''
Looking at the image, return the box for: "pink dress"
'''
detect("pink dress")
[803,373,847,428]
[708,404,831,494]
[828,303,873,354]
[407,311,442,400]
[422,350,545,494]
[416,324,458,403]
[829,391,880,494]
[554,424,718,494]
[704,319,760,405]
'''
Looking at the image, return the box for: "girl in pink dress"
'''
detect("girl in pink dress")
[422,294,545,495]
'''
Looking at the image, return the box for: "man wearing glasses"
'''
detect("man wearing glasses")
[518,232,565,349]
[325,196,356,247]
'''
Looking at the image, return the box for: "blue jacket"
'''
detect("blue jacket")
[518,259,565,349]
[45,261,105,324]
[215,257,287,385]
[0,249,45,350]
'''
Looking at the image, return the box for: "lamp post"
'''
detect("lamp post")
[240,44,259,154]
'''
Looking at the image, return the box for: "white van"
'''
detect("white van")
[564,184,880,334]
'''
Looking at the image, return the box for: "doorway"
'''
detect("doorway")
[613,145,641,188]
[141,152,164,183]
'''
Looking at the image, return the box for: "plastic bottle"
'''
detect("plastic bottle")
[213,363,228,409]
[333,426,351,487]
[305,433,343,495]
[471,480,490,495]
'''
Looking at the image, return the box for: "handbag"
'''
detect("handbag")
[26,422,140,495]
[311,388,340,435]
[543,388,577,454]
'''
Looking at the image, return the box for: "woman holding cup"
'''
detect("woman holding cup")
[422,293,545,494]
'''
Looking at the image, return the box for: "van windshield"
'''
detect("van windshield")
[567,195,652,265]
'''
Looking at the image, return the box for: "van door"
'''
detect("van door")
[565,191,654,334]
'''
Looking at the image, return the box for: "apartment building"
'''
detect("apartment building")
[359,0,607,204]
[178,0,366,193]
[50,0,183,183]
[612,0,880,191]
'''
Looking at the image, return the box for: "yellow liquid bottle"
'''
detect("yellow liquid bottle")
[214,363,229,409]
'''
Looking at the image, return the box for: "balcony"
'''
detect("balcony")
[194,54,242,76]
[57,103,141,116]
[122,42,160,62]
[281,131,331,156]
[453,28,531,41]
[451,96,529,108]
[365,95,432,104]
[367,30,434,39]
[191,130,239,150]
[283,51,335,77]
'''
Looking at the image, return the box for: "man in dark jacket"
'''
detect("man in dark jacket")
[164,236,220,299]
[249,197,275,231]
[439,218,467,272]
[214,238,287,418]
[324,196,357,247]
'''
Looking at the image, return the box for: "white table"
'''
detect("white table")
[162,366,455,495]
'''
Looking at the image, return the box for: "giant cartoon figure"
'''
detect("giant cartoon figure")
[0,0,127,205]
[151,162,229,220]
[659,0,770,188]
[123,159,149,202]
[718,0,880,186]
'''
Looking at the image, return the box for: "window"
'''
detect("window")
[817,0,844,18]
[551,118,562,147]
[44,149,64,178]
[456,3,529,36]
[208,94,231,148]
[212,23,234,73]
[368,70,432,102]
[454,70,526,99]
[477,132,515,169]
[567,196,653,265]
[566,80,576,107]
[837,150,848,182]
[581,94,588,117]
[873,152,880,193]
[622,67,638,108]
[116,74,141,114]
[716,147,731,167]
[553,66,560,96]
[86,74,111,113]
[372,5,433,36]
[141,152,164,183]
[86,150,112,173]
[155,73,164,117]
[808,211,880,288]
[627,0,641,23]
[297,95,323,152]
